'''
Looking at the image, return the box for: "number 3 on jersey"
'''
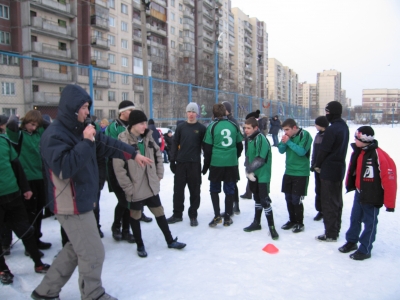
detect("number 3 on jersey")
[221,129,233,146]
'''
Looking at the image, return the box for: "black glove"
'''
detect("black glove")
[170,161,176,174]
[386,208,395,212]
[202,165,209,175]
[310,166,314,172]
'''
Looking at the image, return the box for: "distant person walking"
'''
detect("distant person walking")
[269,115,281,147]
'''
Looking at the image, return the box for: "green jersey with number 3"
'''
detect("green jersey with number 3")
[203,119,243,167]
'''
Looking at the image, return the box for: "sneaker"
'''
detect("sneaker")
[208,216,222,228]
[313,212,323,221]
[243,222,261,232]
[315,234,337,242]
[168,237,186,249]
[25,250,44,258]
[37,240,52,250]
[97,292,118,300]
[166,215,183,224]
[2,246,10,256]
[31,290,60,300]
[0,270,14,285]
[350,250,371,260]
[137,246,148,258]
[240,194,252,199]
[190,218,198,227]
[269,226,279,240]
[121,231,136,243]
[223,218,233,227]
[98,229,104,238]
[281,221,295,230]
[339,242,358,253]
[111,225,122,241]
[35,263,51,274]
[292,224,304,233]
[140,213,153,223]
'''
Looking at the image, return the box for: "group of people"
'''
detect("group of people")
[0,83,397,300]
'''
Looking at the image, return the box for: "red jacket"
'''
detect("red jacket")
[158,129,165,152]
[346,142,397,209]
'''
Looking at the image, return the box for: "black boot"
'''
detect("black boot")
[292,203,305,233]
[121,229,136,243]
[269,226,279,240]
[243,207,262,232]
[210,193,220,217]
[233,201,240,215]
[111,225,122,241]
[129,218,143,248]
[156,216,174,245]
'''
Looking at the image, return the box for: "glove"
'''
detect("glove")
[386,208,395,212]
[202,165,209,175]
[170,161,176,174]
[246,172,256,182]
[314,167,321,173]
[310,166,314,172]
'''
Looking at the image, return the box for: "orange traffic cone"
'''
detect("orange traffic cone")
[262,243,279,254]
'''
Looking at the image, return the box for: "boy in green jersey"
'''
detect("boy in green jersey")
[278,119,313,233]
[242,118,279,240]
[202,104,243,227]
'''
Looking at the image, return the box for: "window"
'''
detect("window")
[171,0,175,7]
[171,40,175,48]
[94,109,103,119]
[109,17,115,27]
[122,92,129,101]
[0,54,19,66]
[122,75,129,85]
[170,12,175,21]
[121,3,128,14]
[108,34,115,46]
[121,57,128,67]
[2,108,16,116]
[0,31,10,45]
[108,91,116,101]
[179,4,182,11]
[58,19,66,28]
[121,39,128,49]
[121,21,128,32]
[109,109,116,119]
[179,30,183,38]
[0,5,9,19]
[179,17,182,24]
[171,26,175,35]
[109,73,116,82]
[108,53,116,64]
[32,85,39,92]
[94,89,102,100]
[108,0,115,9]
[2,82,15,95]
[58,42,67,51]
[94,30,102,38]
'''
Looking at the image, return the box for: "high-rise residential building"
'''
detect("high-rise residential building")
[298,82,317,116]
[362,89,400,114]
[250,17,267,99]
[316,69,341,115]
[267,58,298,105]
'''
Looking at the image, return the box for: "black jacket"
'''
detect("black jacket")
[269,118,281,135]
[163,133,173,151]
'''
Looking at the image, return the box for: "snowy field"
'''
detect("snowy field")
[2,124,400,300]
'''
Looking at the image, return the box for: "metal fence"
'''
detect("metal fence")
[6,51,390,128]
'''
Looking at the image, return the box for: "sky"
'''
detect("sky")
[2,124,400,299]
[230,0,400,105]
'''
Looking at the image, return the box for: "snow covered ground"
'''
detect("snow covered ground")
[2,124,400,300]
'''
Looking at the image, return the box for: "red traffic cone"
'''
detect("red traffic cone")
[262,243,279,254]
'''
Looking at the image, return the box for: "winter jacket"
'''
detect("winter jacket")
[269,118,281,135]
[6,117,45,181]
[148,123,161,147]
[311,131,325,167]
[40,84,137,215]
[164,133,173,151]
[315,118,349,181]
[113,129,163,202]
[245,130,271,183]
[345,141,397,209]
[158,129,165,151]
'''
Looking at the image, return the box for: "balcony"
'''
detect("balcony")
[203,21,214,32]
[91,56,109,69]
[31,42,72,60]
[183,24,194,32]
[203,8,213,20]
[33,67,72,83]
[244,41,252,49]
[33,92,61,104]
[30,0,75,18]
[90,0,108,8]
[31,17,74,40]
[245,75,253,81]
[215,0,223,6]
[183,10,194,19]
[133,34,142,43]
[93,76,110,88]
[183,0,195,7]
[203,32,213,43]
[203,0,213,9]
[134,85,144,92]
[91,36,110,50]
[152,0,166,7]
[216,9,222,17]
[229,48,234,56]
[91,15,109,30]
[132,18,141,27]
[149,24,167,37]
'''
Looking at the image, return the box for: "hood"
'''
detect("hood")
[56,84,92,134]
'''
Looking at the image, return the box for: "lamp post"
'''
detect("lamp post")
[214,32,224,104]
[392,103,395,128]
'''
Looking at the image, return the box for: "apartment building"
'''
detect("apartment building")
[316,69,341,115]
[362,89,400,114]
[298,82,317,116]
[267,58,298,106]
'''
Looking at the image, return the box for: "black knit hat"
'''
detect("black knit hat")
[315,116,329,128]
[355,126,375,143]
[129,110,147,127]
[325,101,342,115]
[118,100,135,113]
[222,101,232,114]
[148,119,155,125]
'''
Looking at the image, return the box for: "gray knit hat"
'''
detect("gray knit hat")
[186,102,199,115]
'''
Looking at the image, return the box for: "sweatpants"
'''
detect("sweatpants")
[321,179,343,238]
[34,211,106,300]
